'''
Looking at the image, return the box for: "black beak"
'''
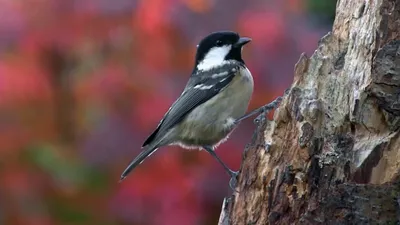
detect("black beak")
[234,37,252,48]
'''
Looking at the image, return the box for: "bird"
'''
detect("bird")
[120,31,281,190]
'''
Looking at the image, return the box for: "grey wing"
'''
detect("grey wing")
[141,65,240,147]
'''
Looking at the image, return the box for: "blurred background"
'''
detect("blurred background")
[0,0,336,224]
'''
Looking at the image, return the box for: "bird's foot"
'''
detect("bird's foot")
[253,96,282,124]
[228,170,239,192]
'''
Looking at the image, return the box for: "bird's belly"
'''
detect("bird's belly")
[175,70,254,147]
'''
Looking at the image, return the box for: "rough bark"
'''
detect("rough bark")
[219,0,400,224]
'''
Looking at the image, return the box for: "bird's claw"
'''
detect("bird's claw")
[253,96,283,125]
[228,170,239,192]
[253,113,265,124]
[273,96,283,106]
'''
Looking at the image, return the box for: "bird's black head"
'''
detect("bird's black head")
[194,31,251,72]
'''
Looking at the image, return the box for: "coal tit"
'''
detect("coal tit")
[120,31,281,189]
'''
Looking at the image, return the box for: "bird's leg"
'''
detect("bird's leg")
[203,146,238,191]
[235,96,282,124]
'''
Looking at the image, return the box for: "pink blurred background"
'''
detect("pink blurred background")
[0,0,335,224]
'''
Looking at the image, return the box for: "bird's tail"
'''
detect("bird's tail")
[120,146,158,181]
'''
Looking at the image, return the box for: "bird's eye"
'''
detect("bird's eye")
[216,40,223,46]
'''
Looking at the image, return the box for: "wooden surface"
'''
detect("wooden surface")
[219,0,400,224]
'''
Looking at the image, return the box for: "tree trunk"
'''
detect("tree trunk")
[219,0,400,224]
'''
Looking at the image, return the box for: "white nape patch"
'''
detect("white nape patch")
[197,45,232,71]
[211,71,229,78]
[194,84,214,90]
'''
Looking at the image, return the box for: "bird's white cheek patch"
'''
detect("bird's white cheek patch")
[197,45,232,71]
